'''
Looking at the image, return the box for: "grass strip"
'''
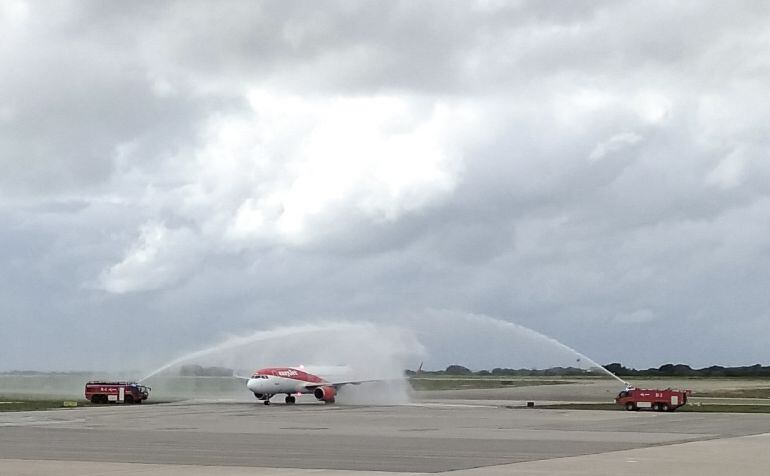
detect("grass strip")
[409,378,573,391]
[0,395,168,412]
[0,399,87,412]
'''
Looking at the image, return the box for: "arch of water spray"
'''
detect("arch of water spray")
[139,313,629,389]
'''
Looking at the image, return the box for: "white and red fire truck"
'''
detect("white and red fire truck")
[85,381,150,404]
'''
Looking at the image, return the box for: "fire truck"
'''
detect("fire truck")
[85,381,150,404]
[615,387,690,412]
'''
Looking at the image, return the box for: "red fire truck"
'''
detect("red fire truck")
[615,387,690,412]
[85,381,150,404]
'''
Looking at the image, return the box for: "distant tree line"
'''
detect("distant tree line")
[406,363,770,378]
[603,363,770,378]
[407,364,592,377]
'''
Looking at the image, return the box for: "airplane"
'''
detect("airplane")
[243,366,382,405]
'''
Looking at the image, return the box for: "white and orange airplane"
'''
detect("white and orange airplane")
[243,366,380,405]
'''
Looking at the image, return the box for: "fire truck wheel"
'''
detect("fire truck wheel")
[652,403,660,411]
[285,395,296,404]
[91,395,100,404]
[125,395,134,404]
[625,402,635,411]
[660,403,669,412]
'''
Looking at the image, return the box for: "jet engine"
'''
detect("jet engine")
[313,386,336,403]
[253,393,265,400]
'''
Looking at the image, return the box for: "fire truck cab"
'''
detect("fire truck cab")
[85,381,150,404]
[616,387,690,412]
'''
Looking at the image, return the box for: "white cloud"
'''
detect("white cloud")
[191,91,466,245]
[148,73,178,98]
[0,0,29,31]
[99,222,202,293]
[588,132,643,162]
[94,91,471,290]
[705,147,748,190]
[633,91,672,124]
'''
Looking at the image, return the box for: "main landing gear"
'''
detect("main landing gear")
[255,393,297,405]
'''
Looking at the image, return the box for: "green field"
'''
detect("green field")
[0,397,87,412]
[0,395,170,412]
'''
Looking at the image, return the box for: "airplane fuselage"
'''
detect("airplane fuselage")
[246,367,336,405]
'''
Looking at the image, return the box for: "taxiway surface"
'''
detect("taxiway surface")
[2,397,770,475]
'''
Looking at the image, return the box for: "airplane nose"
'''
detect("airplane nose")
[247,379,259,392]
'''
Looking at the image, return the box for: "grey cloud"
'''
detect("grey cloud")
[0,1,240,197]
[2,1,770,371]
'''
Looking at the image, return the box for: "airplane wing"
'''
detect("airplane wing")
[302,378,396,390]
[232,373,251,381]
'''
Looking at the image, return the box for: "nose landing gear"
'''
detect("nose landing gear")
[255,393,273,405]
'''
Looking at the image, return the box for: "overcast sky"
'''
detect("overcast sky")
[2,0,770,372]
